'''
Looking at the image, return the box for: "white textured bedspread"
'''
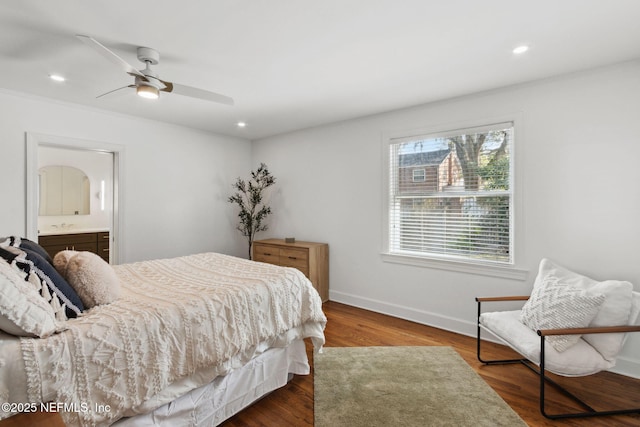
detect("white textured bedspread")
[18,253,326,426]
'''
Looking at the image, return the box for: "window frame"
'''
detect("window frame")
[412,168,426,182]
[381,116,527,280]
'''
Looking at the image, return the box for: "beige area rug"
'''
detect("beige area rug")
[314,346,527,427]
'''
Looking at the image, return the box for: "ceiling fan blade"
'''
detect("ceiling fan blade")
[76,34,145,78]
[97,85,135,98]
[160,81,234,106]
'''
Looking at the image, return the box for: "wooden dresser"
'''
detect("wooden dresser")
[253,239,329,302]
[38,231,110,263]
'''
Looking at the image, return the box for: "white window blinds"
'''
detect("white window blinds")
[388,122,513,264]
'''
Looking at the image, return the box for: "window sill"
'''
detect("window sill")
[381,252,529,281]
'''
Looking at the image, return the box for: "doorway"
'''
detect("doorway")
[26,133,123,264]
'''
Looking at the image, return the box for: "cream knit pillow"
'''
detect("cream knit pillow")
[529,258,634,360]
[520,275,605,352]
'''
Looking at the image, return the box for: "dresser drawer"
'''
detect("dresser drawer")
[279,247,308,270]
[253,243,280,264]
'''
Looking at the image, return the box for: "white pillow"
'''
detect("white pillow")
[65,251,121,308]
[0,258,58,337]
[533,259,633,360]
[520,274,605,352]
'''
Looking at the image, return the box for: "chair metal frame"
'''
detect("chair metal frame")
[476,296,640,419]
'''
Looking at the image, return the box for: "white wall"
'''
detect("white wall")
[0,90,252,262]
[252,60,640,377]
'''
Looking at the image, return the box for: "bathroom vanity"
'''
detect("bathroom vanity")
[38,230,110,263]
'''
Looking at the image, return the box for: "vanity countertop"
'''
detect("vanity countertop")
[38,228,110,236]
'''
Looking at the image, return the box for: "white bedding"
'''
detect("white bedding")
[2,252,326,426]
[0,331,24,402]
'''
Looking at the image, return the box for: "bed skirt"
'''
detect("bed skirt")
[113,339,309,426]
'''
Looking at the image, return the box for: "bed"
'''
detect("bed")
[0,239,326,427]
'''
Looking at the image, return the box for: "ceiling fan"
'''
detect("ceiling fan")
[76,35,234,105]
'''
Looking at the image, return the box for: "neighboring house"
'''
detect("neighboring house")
[398,148,463,193]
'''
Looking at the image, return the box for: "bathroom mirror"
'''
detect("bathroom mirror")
[38,165,90,216]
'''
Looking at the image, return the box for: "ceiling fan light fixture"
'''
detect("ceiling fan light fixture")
[137,85,159,99]
[77,35,233,105]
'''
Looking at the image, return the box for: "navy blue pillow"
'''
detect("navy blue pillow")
[0,247,18,265]
[0,247,84,318]
[19,237,53,265]
[19,238,54,265]
[0,236,54,265]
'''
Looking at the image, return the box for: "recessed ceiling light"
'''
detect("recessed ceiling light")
[49,74,66,82]
[237,121,247,128]
[512,45,529,55]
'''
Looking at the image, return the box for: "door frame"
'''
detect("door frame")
[26,132,124,264]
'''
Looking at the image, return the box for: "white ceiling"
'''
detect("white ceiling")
[2,1,639,140]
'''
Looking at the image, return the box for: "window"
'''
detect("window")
[412,169,426,182]
[386,122,514,265]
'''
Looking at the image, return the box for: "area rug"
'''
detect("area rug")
[314,346,527,427]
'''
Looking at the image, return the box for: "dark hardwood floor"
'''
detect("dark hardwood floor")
[222,301,640,427]
[3,301,639,426]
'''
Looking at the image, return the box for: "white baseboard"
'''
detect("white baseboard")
[613,356,640,379]
[329,290,640,379]
[330,290,476,336]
